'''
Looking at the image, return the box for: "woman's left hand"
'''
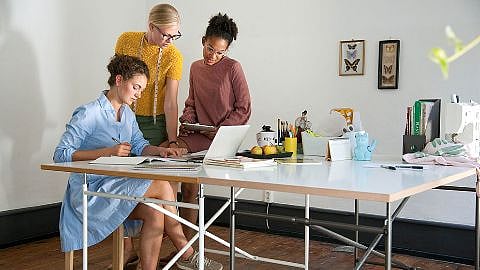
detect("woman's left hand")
[159,146,187,157]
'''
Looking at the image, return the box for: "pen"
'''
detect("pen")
[112,137,136,156]
[111,137,121,144]
[380,165,396,170]
[395,165,424,170]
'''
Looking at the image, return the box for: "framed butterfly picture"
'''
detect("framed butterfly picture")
[339,40,365,76]
[378,40,400,89]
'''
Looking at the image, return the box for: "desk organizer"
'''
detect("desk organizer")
[402,99,440,154]
[402,135,426,154]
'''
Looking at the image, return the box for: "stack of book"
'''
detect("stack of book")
[134,162,202,172]
[204,157,277,169]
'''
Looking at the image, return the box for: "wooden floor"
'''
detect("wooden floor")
[0,226,473,270]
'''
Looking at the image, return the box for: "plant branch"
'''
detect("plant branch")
[447,34,480,63]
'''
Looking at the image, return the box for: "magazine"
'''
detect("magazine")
[204,157,277,169]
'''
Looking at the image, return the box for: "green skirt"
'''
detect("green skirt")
[136,115,167,146]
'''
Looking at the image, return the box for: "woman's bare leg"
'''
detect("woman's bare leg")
[128,203,164,270]
[144,180,195,259]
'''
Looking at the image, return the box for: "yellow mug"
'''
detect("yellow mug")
[284,137,297,156]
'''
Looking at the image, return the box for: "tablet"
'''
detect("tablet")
[182,123,216,132]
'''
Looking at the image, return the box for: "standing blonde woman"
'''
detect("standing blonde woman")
[114,3,188,268]
[115,3,182,148]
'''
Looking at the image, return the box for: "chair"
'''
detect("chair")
[64,225,124,270]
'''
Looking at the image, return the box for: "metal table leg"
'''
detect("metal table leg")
[385,202,392,270]
[305,194,310,270]
[230,186,236,270]
[476,174,480,270]
[199,184,205,270]
[83,173,88,270]
[354,199,359,266]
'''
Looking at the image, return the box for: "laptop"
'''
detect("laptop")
[175,125,250,162]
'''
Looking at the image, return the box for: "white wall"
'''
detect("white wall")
[165,0,480,225]
[0,0,147,210]
[1,0,479,225]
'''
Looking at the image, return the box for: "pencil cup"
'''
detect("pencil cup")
[284,137,297,156]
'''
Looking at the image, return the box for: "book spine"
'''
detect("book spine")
[413,100,422,135]
[421,101,434,142]
[420,102,426,135]
[406,106,412,135]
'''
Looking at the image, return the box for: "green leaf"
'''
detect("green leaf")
[429,47,447,64]
[445,26,456,40]
[445,26,464,53]
[429,48,449,78]
[439,60,449,79]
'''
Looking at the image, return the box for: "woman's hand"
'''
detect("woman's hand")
[158,146,187,157]
[111,142,131,157]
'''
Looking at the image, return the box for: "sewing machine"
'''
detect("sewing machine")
[444,101,480,158]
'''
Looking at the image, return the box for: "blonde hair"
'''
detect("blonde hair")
[148,4,180,28]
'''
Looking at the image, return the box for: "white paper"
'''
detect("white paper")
[89,156,166,165]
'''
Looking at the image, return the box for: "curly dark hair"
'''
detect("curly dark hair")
[205,13,238,46]
[107,55,149,86]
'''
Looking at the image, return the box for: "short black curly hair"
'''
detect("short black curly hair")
[107,55,149,86]
[205,13,238,46]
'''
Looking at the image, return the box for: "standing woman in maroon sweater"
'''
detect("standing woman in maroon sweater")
[177,13,251,238]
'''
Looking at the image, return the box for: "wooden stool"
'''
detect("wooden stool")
[64,225,124,270]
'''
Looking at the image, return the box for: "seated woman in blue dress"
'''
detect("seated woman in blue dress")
[54,55,222,270]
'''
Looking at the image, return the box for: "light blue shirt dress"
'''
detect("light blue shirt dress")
[54,91,151,252]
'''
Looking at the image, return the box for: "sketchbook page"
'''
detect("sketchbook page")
[89,156,148,165]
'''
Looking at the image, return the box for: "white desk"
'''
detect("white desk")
[41,160,478,270]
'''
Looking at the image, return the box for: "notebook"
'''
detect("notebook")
[89,156,166,165]
[275,157,323,165]
[204,157,277,169]
[133,162,202,172]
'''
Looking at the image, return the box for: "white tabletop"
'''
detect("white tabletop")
[41,160,476,203]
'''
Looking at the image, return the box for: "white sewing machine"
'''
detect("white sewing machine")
[444,100,480,158]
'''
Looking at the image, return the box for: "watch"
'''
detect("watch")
[169,141,179,146]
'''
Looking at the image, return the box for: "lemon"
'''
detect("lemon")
[263,145,278,155]
[250,146,263,155]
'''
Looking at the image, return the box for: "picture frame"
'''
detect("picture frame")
[378,40,400,89]
[339,40,365,76]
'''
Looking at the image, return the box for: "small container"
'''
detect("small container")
[256,125,277,147]
[284,137,298,156]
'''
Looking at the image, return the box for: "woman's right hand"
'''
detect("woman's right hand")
[111,142,131,156]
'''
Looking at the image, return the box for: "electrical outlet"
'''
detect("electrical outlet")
[263,190,274,203]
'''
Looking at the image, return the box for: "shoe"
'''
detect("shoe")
[157,251,176,267]
[176,251,223,270]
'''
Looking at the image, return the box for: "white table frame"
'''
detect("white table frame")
[41,160,479,270]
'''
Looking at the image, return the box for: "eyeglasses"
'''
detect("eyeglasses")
[152,24,182,41]
[204,44,227,57]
